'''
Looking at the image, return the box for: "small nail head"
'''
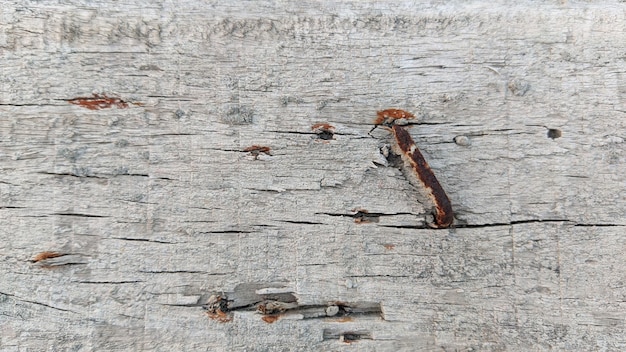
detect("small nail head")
[454,135,470,146]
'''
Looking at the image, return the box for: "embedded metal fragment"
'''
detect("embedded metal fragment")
[390,124,454,228]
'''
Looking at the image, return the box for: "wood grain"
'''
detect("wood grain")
[1,1,625,351]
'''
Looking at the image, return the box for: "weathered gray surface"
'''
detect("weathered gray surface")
[1,1,625,351]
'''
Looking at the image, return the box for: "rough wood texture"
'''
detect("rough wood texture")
[2,1,625,351]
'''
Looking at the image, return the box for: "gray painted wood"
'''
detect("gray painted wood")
[1,1,625,351]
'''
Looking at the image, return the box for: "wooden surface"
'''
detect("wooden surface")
[1,1,626,351]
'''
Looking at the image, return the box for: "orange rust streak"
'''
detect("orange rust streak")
[68,94,129,110]
[243,145,271,153]
[261,314,281,323]
[375,109,416,125]
[206,310,233,323]
[32,251,63,262]
[383,244,395,250]
[311,123,335,131]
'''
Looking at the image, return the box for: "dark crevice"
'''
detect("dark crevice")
[115,198,158,205]
[316,213,622,229]
[299,262,340,267]
[199,230,253,234]
[160,303,207,307]
[379,224,429,229]
[458,219,623,228]
[75,280,143,284]
[203,285,382,323]
[150,133,201,137]
[146,95,193,100]
[267,130,355,137]
[319,210,420,225]
[37,171,167,179]
[52,213,109,218]
[37,171,107,179]
[0,292,77,313]
[573,223,622,227]
[395,121,447,126]
[111,237,175,244]
[277,220,326,225]
[346,274,410,278]
[139,270,232,275]
[0,206,26,209]
[21,299,78,313]
[244,188,282,193]
[317,211,414,218]
[459,219,567,228]
[0,103,57,107]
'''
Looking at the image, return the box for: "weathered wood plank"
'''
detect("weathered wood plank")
[1,1,625,351]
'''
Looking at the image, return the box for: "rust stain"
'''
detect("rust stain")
[68,94,131,110]
[205,310,233,323]
[374,109,415,125]
[311,123,335,131]
[383,243,395,250]
[32,251,63,262]
[243,145,271,159]
[261,314,281,323]
[311,123,335,141]
[204,294,233,323]
[243,145,271,154]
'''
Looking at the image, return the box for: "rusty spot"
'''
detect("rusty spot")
[311,123,335,140]
[383,244,395,250]
[374,109,415,125]
[205,309,233,323]
[31,251,63,262]
[311,123,335,131]
[261,314,281,323]
[68,94,131,110]
[204,295,233,323]
[243,145,271,159]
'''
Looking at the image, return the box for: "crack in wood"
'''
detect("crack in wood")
[202,284,383,324]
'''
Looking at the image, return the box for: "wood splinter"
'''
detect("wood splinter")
[376,109,454,229]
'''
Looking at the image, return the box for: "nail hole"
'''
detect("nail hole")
[453,135,470,146]
[547,128,562,139]
[311,123,335,140]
